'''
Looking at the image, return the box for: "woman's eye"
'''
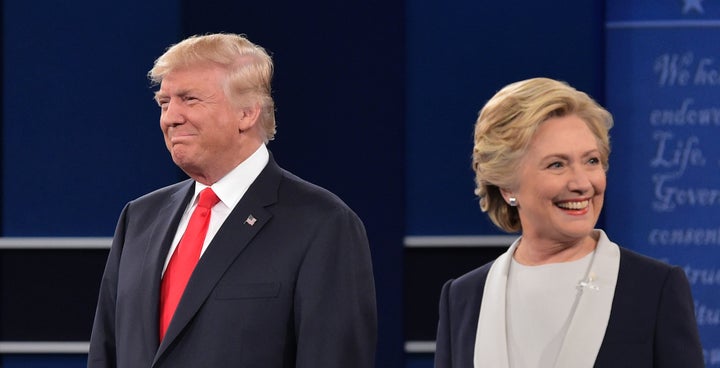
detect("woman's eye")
[547,162,564,169]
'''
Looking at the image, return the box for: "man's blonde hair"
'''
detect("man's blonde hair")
[149,33,276,142]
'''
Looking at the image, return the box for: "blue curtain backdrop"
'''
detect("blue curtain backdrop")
[2,0,182,236]
[605,1,720,365]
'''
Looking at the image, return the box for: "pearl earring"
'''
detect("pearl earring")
[508,197,518,207]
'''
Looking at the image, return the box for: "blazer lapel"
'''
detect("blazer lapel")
[553,230,620,367]
[153,158,282,364]
[473,238,520,368]
[473,230,620,368]
[139,181,194,351]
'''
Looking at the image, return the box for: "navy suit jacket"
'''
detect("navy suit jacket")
[88,156,377,368]
[435,247,704,368]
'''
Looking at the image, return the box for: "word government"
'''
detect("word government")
[653,176,720,212]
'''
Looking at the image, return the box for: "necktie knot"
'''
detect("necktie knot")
[197,188,220,210]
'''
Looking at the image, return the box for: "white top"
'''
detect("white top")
[506,251,594,368]
[162,144,270,273]
[474,230,619,368]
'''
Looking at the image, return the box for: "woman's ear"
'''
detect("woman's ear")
[499,187,518,207]
[499,187,513,202]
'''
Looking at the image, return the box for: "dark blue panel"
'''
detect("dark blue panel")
[405,354,434,368]
[406,0,605,235]
[179,1,406,367]
[2,354,86,368]
[607,0,720,22]
[3,0,182,236]
[0,249,108,340]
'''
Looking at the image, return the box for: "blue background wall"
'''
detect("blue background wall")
[604,0,720,361]
[3,0,182,236]
[3,0,716,367]
[406,0,605,236]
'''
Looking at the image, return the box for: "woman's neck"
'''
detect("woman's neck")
[513,232,599,266]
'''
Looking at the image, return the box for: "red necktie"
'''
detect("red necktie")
[159,188,220,341]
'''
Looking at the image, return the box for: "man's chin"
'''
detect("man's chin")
[171,153,198,171]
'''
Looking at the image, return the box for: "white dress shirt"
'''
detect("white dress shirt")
[162,144,270,273]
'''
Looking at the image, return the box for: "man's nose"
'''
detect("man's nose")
[160,100,185,127]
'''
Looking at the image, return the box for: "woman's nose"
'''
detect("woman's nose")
[567,166,592,193]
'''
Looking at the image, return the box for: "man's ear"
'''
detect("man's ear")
[238,102,262,133]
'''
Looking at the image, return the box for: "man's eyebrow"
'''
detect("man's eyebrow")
[155,89,198,100]
[155,89,193,100]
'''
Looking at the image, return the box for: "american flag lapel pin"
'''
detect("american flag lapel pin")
[245,214,257,226]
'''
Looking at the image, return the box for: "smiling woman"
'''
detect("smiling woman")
[434,77,704,368]
[506,115,607,263]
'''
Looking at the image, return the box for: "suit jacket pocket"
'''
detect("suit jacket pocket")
[215,282,281,300]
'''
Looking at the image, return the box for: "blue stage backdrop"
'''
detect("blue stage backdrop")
[605,1,720,365]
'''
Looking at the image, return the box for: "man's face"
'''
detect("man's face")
[155,63,245,181]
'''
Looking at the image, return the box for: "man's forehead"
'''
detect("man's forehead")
[157,78,220,97]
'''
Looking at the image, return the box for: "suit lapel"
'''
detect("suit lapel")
[472,230,621,368]
[473,238,519,368]
[553,230,620,367]
[139,181,194,353]
[153,158,282,364]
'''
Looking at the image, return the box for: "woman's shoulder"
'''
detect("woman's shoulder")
[615,246,689,295]
[618,246,678,274]
[449,260,496,291]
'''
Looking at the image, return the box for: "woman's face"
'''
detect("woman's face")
[507,114,606,244]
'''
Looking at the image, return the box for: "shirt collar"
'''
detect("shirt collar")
[192,144,269,210]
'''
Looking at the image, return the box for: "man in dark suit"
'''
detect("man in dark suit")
[88,33,377,368]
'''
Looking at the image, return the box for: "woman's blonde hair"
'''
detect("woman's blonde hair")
[472,77,613,233]
[149,33,276,142]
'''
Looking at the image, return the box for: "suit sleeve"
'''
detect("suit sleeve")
[293,206,377,368]
[87,204,129,368]
[435,279,454,368]
[654,266,704,368]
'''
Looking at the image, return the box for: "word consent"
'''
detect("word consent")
[649,228,720,246]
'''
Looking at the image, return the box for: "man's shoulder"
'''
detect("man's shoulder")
[130,179,193,205]
[277,167,352,211]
